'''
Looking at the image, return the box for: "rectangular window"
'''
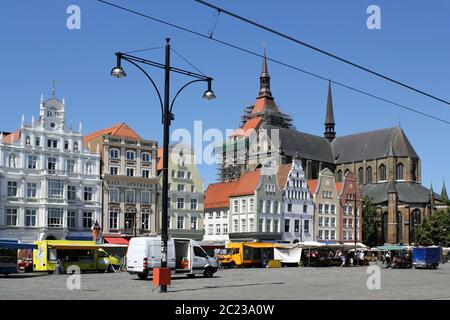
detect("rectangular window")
[303,204,308,213]
[190,185,195,192]
[258,200,264,213]
[25,209,37,227]
[109,189,119,203]
[287,203,292,212]
[141,209,150,230]
[126,168,134,177]
[142,170,150,178]
[318,204,323,214]
[294,220,300,233]
[249,218,254,232]
[48,208,63,228]
[27,183,37,198]
[208,224,213,235]
[67,159,75,173]
[190,216,197,230]
[325,230,330,240]
[109,209,118,230]
[233,220,239,233]
[343,218,347,228]
[233,200,239,214]
[215,211,220,218]
[223,223,228,234]
[67,210,76,229]
[284,219,290,233]
[216,224,221,235]
[177,198,185,209]
[324,204,330,214]
[331,230,336,240]
[171,170,175,178]
[190,199,198,210]
[331,205,336,215]
[267,200,272,213]
[318,230,323,240]
[241,219,247,233]
[349,206,353,216]
[325,217,329,227]
[110,149,119,159]
[47,157,57,174]
[177,184,185,192]
[67,185,77,201]
[28,155,37,169]
[48,180,64,199]
[84,187,93,201]
[177,216,184,229]
[7,181,18,197]
[125,190,135,203]
[249,198,255,212]
[110,166,119,175]
[266,219,272,232]
[241,199,247,213]
[141,191,151,204]
[83,211,93,229]
[274,201,279,214]
[319,217,324,227]
[6,208,18,226]
[222,210,228,219]
[177,171,185,179]
[258,219,264,232]
[331,217,336,227]
[126,150,135,161]
[274,220,279,233]
[142,153,151,162]
[304,220,310,233]
[47,139,58,148]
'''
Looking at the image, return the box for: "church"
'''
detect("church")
[218,50,447,245]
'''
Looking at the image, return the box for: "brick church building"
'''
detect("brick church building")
[218,50,447,245]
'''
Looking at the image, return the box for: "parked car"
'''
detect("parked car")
[127,237,218,280]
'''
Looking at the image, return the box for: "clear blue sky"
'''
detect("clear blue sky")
[1,1,449,192]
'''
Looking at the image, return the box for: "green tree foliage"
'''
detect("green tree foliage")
[362,196,378,247]
[416,209,450,247]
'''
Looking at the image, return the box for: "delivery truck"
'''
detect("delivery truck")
[218,241,276,268]
[127,237,218,280]
[412,246,443,269]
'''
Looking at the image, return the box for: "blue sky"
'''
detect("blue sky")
[0,0,449,192]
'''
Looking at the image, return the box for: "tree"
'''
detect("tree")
[416,210,450,247]
[362,196,378,247]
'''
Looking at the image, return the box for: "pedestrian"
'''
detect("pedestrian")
[385,252,391,268]
[340,252,346,267]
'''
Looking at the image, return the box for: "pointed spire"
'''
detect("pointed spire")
[258,46,272,98]
[430,180,434,196]
[324,80,336,142]
[441,180,448,201]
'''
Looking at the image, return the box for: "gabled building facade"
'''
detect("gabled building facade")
[308,168,340,242]
[84,123,158,243]
[278,159,314,242]
[337,172,362,243]
[157,145,204,240]
[0,93,101,241]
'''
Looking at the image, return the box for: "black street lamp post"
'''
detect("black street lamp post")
[111,38,215,293]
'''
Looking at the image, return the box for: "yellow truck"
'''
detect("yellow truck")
[218,242,278,268]
[33,240,119,273]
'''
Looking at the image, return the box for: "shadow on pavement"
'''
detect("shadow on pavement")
[169,282,285,293]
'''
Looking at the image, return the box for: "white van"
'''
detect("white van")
[127,237,218,280]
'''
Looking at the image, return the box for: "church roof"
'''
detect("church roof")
[331,127,419,164]
[84,122,141,143]
[361,182,441,204]
[261,123,334,163]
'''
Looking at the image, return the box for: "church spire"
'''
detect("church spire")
[258,47,272,98]
[324,80,336,142]
[442,180,448,201]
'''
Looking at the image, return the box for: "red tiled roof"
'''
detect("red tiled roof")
[3,130,21,144]
[84,123,141,142]
[277,164,292,190]
[230,117,262,137]
[251,96,274,114]
[307,179,318,195]
[204,180,240,209]
[230,170,261,197]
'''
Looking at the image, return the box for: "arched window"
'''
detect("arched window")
[336,170,343,182]
[379,164,386,181]
[25,136,31,146]
[358,167,364,184]
[110,148,120,159]
[344,169,350,178]
[396,163,404,180]
[410,209,421,244]
[126,150,136,161]
[366,166,373,184]
[141,152,151,162]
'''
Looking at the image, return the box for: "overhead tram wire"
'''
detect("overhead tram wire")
[124,46,164,54]
[195,0,450,107]
[96,0,450,126]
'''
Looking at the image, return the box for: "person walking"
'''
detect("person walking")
[340,252,346,267]
[385,251,391,268]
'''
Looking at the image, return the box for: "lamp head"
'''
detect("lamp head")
[111,53,127,78]
[202,78,216,100]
